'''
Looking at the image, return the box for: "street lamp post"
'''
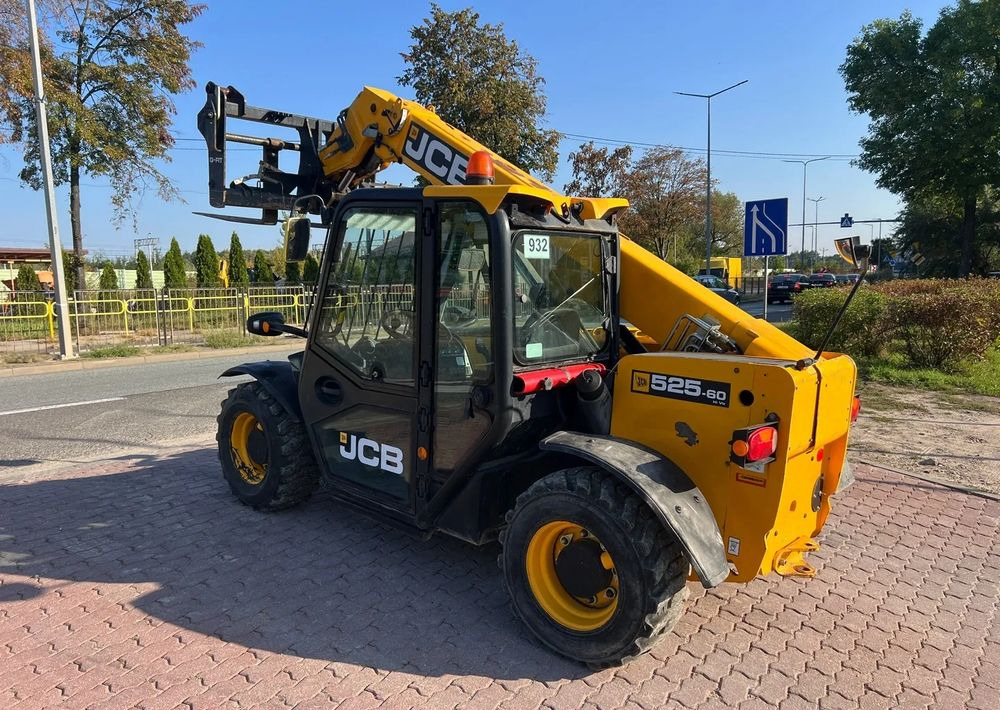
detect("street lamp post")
[675,79,748,276]
[784,157,829,271]
[25,0,74,358]
[807,196,825,269]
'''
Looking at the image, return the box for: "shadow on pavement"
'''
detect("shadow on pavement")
[0,447,588,681]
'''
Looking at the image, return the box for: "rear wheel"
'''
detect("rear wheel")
[501,466,689,666]
[217,381,319,511]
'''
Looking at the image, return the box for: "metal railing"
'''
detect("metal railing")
[0,285,314,356]
[732,276,767,296]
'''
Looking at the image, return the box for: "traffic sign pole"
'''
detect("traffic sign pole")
[763,256,768,321]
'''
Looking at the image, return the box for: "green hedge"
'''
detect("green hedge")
[791,278,1000,372]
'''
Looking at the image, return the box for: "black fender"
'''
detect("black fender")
[540,430,730,588]
[220,360,301,419]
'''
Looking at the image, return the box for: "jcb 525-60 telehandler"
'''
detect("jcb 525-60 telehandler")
[198,82,865,666]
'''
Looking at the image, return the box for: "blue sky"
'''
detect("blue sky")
[0,0,949,259]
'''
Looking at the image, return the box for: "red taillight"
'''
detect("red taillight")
[851,395,861,422]
[746,426,778,461]
[793,283,802,291]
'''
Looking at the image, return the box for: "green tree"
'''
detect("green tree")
[399,4,559,181]
[163,237,187,290]
[228,232,249,287]
[0,1,204,290]
[61,250,79,296]
[194,234,220,287]
[303,252,320,283]
[253,250,276,283]
[708,191,745,256]
[840,2,1000,276]
[135,250,153,289]
[563,142,633,198]
[98,262,118,290]
[624,147,707,262]
[14,264,42,298]
[285,260,301,283]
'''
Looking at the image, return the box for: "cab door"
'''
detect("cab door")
[298,198,432,516]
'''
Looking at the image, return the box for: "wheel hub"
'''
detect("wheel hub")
[524,521,620,632]
[230,412,268,485]
[554,538,613,599]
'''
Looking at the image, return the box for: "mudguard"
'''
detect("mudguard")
[540,430,730,588]
[220,360,301,419]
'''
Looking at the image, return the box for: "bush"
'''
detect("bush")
[790,277,1000,372]
[791,286,887,358]
[884,281,1000,371]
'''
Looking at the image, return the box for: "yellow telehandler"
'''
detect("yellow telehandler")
[197,82,864,665]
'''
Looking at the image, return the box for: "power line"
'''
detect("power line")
[555,132,857,161]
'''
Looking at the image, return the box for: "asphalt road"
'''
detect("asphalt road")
[741,299,794,323]
[0,350,297,476]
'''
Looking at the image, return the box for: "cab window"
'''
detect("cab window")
[315,207,418,386]
[511,232,608,365]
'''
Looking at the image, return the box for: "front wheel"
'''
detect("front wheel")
[500,467,689,666]
[217,381,320,511]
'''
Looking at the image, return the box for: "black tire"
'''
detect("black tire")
[500,466,689,667]
[217,381,320,511]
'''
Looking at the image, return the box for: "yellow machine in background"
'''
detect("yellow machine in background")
[199,82,860,666]
[700,256,743,286]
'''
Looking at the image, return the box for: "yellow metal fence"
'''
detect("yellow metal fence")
[0,286,312,355]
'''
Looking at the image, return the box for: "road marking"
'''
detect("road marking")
[0,397,125,417]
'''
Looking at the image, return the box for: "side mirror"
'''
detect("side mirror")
[246,311,286,337]
[284,216,311,262]
[833,236,871,267]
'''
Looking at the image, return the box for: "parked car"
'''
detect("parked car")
[835,273,860,285]
[693,274,741,305]
[767,273,811,303]
[808,272,838,288]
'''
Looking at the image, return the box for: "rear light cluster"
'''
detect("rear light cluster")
[851,395,861,422]
[730,423,779,467]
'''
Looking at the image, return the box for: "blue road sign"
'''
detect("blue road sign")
[840,213,854,228]
[744,198,788,256]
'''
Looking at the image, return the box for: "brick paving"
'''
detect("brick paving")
[0,445,997,710]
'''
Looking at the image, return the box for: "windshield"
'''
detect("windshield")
[512,231,608,365]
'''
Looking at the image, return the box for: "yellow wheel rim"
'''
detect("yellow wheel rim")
[525,520,619,632]
[230,412,267,485]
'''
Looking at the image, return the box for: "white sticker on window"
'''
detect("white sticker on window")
[525,342,543,359]
[524,235,550,260]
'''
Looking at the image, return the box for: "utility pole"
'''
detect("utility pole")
[807,196,825,269]
[675,79,748,277]
[784,157,829,271]
[25,0,74,358]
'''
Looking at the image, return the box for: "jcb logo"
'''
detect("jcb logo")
[403,125,469,185]
[339,432,404,475]
[631,371,650,393]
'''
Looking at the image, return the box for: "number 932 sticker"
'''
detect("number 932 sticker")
[631,370,731,407]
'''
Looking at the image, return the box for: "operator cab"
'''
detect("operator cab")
[294,186,621,539]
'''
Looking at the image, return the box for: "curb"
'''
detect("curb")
[0,341,301,379]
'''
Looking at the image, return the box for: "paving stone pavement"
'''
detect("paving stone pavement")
[0,445,997,710]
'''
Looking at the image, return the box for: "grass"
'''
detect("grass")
[857,347,1000,397]
[202,330,264,349]
[148,344,196,354]
[1,352,50,364]
[81,345,142,359]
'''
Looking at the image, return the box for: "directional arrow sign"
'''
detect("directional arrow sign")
[744,198,788,256]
